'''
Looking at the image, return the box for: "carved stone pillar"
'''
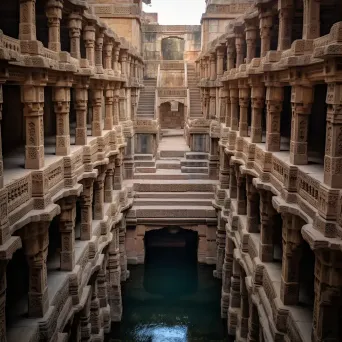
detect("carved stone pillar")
[80,178,94,241]
[120,50,128,78]
[278,0,294,51]
[229,164,237,199]
[113,45,120,75]
[246,176,259,233]
[245,23,258,63]
[21,222,49,317]
[80,294,91,341]
[97,257,108,309]
[131,88,138,121]
[107,227,122,321]
[104,159,114,203]
[219,148,230,189]
[235,34,245,68]
[324,82,342,188]
[59,196,77,271]
[119,220,128,281]
[94,166,106,220]
[103,40,113,71]
[259,190,276,262]
[247,301,260,342]
[104,85,114,131]
[83,25,96,67]
[113,85,120,126]
[46,0,63,52]
[230,85,239,131]
[204,57,210,79]
[228,258,241,335]
[19,0,37,41]
[259,11,273,57]
[312,251,342,342]
[203,89,210,119]
[236,167,247,215]
[280,214,303,305]
[119,88,127,122]
[114,154,123,190]
[209,88,216,119]
[239,85,250,137]
[214,214,226,279]
[69,12,82,59]
[90,282,101,334]
[91,82,104,136]
[227,39,235,71]
[221,236,234,318]
[303,0,320,40]
[22,84,45,169]
[0,261,7,342]
[95,29,104,74]
[225,89,231,127]
[240,271,249,338]
[250,82,265,143]
[210,53,216,81]
[75,84,89,145]
[290,84,313,165]
[53,84,71,156]
[266,85,284,152]
[216,48,225,77]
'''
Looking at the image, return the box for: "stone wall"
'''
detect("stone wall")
[160,102,185,129]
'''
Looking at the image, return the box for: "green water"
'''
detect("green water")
[108,239,229,342]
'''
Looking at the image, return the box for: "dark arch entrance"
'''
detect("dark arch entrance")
[144,226,198,296]
[161,37,185,60]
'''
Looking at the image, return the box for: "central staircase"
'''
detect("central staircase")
[187,63,202,118]
[137,78,156,119]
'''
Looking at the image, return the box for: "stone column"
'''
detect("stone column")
[90,282,101,334]
[104,85,114,131]
[250,81,265,143]
[210,53,216,81]
[80,178,94,241]
[21,222,49,317]
[303,0,320,40]
[324,82,342,188]
[228,258,241,335]
[91,82,104,136]
[203,89,210,119]
[312,251,342,342]
[104,158,114,203]
[214,214,226,279]
[114,154,123,190]
[240,271,249,338]
[131,88,138,121]
[59,196,77,271]
[290,84,313,164]
[280,214,303,305]
[221,236,234,318]
[209,88,216,119]
[229,164,237,199]
[0,261,7,342]
[119,220,128,281]
[19,0,36,40]
[245,23,258,64]
[278,0,294,51]
[239,85,250,137]
[227,39,235,71]
[236,168,247,215]
[259,11,273,57]
[219,148,230,189]
[246,176,259,233]
[225,88,231,127]
[266,85,284,152]
[204,57,210,79]
[247,301,260,342]
[80,294,91,341]
[103,40,113,71]
[22,84,45,169]
[113,85,120,125]
[113,45,120,75]
[95,29,104,74]
[230,85,239,131]
[119,88,127,122]
[83,25,96,67]
[46,0,63,52]
[53,84,71,156]
[120,50,128,78]
[235,34,245,68]
[259,190,275,262]
[75,84,89,145]
[107,228,122,321]
[69,12,82,59]
[219,88,227,123]
[94,166,106,220]
[216,48,225,77]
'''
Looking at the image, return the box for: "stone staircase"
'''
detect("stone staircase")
[136,78,156,119]
[187,63,202,118]
[130,130,216,223]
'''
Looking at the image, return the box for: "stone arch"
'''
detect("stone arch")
[161,36,185,60]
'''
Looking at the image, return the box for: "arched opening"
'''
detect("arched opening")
[144,227,198,296]
[161,37,185,60]
[160,101,185,129]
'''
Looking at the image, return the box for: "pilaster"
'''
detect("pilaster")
[19,0,37,41]
[80,178,94,241]
[259,10,273,57]
[278,0,294,51]
[104,85,114,131]
[69,12,82,59]
[75,83,89,145]
[46,0,63,52]
[83,24,96,67]
[303,0,321,40]
[239,85,250,137]
[91,81,104,137]
[250,81,265,143]
[94,166,106,220]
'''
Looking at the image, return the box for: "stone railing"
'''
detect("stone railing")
[157,88,187,97]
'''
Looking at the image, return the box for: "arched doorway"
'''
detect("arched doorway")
[160,101,185,129]
[161,37,185,60]
[144,226,198,296]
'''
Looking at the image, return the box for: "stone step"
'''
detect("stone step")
[128,205,216,218]
[156,160,181,169]
[181,166,208,174]
[135,166,156,173]
[133,198,212,206]
[159,150,185,158]
[132,179,217,192]
[134,160,156,167]
[181,159,208,167]
[134,154,154,160]
[134,172,208,180]
[186,152,209,160]
[134,191,214,199]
